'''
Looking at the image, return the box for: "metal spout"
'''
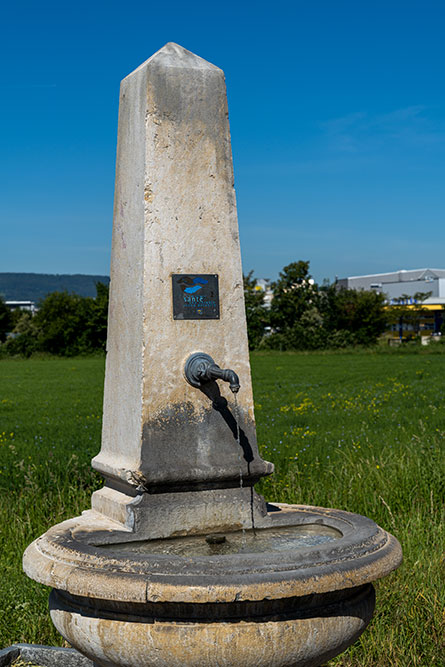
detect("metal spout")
[185,353,240,393]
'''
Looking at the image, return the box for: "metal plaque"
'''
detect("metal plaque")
[172,274,220,320]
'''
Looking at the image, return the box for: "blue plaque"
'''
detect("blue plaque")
[172,274,220,320]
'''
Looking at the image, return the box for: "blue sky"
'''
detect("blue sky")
[1,1,444,283]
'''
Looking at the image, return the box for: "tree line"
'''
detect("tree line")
[0,283,109,356]
[0,261,442,356]
[244,261,388,350]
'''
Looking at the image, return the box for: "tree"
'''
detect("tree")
[321,284,387,346]
[267,261,325,349]
[25,283,109,356]
[4,310,39,357]
[243,272,268,350]
[82,282,109,352]
[263,262,388,350]
[0,297,12,343]
[32,291,90,355]
[269,261,318,330]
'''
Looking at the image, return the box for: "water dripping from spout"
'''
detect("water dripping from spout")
[233,394,243,492]
[233,394,245,538]
[233,394,259,538]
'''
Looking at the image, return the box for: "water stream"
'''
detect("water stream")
[233,394,243,491]
[233,393,248,537]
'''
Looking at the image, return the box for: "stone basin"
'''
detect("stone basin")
[23,503,401,667]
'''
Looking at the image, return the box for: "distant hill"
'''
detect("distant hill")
[0,273,110,302]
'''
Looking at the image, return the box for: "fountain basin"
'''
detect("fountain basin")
[97,524,342,557]
[23,503,401,667]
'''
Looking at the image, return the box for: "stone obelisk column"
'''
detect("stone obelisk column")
[91,43,272,538]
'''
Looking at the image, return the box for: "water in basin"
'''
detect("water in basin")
[98,524,341,557]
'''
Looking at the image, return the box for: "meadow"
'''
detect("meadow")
[0,350,444,666]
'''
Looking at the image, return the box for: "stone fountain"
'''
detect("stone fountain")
[23,43,402,667]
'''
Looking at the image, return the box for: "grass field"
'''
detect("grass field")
[0,351,444,665]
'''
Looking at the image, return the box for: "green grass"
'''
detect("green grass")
[0,358,104,647]
[1,351,444,665]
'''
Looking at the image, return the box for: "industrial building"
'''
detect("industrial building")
[338,268,445,337]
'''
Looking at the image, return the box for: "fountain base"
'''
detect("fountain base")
[23,503,401,667]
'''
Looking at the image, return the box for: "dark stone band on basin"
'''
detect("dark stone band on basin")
[50,584,375,624]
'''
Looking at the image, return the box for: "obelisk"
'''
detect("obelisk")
[91,43,272,538]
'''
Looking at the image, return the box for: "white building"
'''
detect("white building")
[5,300,38,315]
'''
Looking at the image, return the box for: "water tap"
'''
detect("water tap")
[184,353,240,393]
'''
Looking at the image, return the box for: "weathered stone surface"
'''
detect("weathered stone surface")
[49,585,375,667]
[92,42,272,509]
[91,485,269,538]
[0,644,93,667]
